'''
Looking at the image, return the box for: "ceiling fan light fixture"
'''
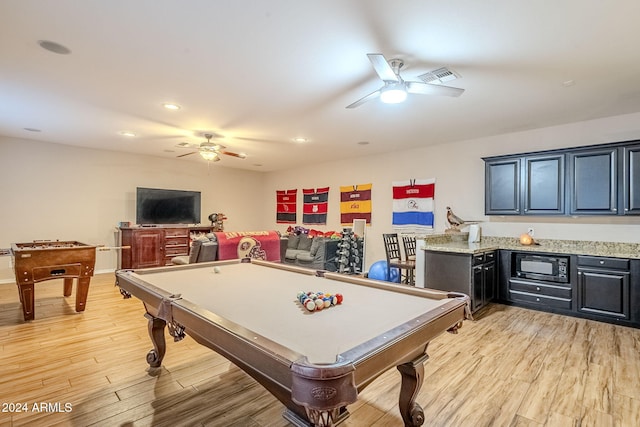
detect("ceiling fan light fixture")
[199,150,219,161]
[380,83,407,104]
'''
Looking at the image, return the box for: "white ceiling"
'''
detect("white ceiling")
[2,0,640,172]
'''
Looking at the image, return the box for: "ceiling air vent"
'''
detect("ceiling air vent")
[420,67,460,84]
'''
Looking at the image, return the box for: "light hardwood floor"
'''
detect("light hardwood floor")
[1,273,639,427]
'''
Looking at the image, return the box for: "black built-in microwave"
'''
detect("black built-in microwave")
[514,253,569,283]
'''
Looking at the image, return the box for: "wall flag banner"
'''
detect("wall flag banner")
[340,183,372,226]
[392,178,435,230]
[302,187,329,225]
[276,189,297,224]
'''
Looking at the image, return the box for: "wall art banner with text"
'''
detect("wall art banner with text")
[340,183,372,226]
[276,189,297,224]
[392,178,435,230]
[302,187,329,225]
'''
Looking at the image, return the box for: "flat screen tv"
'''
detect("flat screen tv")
[136,187,201,225]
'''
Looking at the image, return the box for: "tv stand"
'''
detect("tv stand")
[119,225,214,269]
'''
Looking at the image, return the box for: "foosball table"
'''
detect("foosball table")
[10,240,97,321]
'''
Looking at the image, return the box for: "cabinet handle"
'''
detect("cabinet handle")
[536,298,540,302]
[536,287,541,291]
[599,260,605,264]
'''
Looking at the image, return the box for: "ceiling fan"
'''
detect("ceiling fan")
[176,133,246,162]
[346,53,465,109]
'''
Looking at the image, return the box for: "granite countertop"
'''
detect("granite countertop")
[421,234,640,259]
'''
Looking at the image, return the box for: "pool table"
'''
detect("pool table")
[115,259,470,427]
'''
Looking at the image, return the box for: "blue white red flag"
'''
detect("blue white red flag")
[392,178,435,230]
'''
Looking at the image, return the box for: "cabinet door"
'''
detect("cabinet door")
[483,261,496,303]
[472,265,484,312]
[132,230,165,268]
[577,268,629,319]
[568,148,618,215]
[523,154,565,214]
[623,144,640,215]
[485,158,520,215]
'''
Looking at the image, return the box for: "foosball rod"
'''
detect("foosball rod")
[96,245,131,251]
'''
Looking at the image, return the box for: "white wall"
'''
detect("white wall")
[0,136,265,282]
[261,112,640,268]
[2,111,640,283]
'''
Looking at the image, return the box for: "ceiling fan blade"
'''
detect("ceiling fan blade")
[346,88,381,109]
[407,81,465,97]
[367,54,399,83]
[177,151,197,158]
[220,150,246,159]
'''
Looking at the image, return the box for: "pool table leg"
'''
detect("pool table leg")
[144,313,167,368]
[397,353,429,427]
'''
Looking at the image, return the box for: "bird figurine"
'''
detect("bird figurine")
[446,206,465,230]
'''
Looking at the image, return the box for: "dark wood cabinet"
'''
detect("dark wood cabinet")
[484,139,640,217]
[568,147,618,215]
[425,250,496,313]
[523,154,565,215]
[497,250,638,328]
[485,154,564,215]
[126,229,165,268]
[120,226,213,269]
[485,159,520,215]
[623,144,640,214]
[577,256,630,320]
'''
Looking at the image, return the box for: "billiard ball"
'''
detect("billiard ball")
[213,266,221,274]
[304,299,316,311]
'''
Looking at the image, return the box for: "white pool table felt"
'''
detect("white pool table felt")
[132,263,454,363]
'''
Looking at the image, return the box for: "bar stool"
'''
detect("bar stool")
[382,233,416,285]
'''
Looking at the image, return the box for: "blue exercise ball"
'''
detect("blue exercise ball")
[367,260,400,283]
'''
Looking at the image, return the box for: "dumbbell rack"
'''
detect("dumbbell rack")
[335,228,363,275]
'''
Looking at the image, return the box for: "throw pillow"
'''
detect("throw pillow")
[297,235,313,251]
[287,234,300,249]
[309,237,323,257]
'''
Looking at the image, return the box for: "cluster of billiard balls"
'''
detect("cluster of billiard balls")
[296,291,343,312]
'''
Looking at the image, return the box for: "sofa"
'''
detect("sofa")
[171,234,218,265]
[283,234,339,271]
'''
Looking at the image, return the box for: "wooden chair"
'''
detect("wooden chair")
[382,233,416,285]
[402,235,417,261]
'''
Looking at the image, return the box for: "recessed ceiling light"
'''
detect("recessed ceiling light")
[120,131,136,137]
[37,40,71,55]
[23,127,41,132]
[163,103,181,110]
[562,80,576,87]
[293,137,308,143]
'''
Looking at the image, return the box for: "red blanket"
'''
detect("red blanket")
[215,230,281,262]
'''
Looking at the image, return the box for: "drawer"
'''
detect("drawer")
[473,253,485,265]
[165,230,189,238]
[484,251,496,263]
[509,290,572,310]
[509,279,572,299]
[165,246,189,256]
[577,256,629,270]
